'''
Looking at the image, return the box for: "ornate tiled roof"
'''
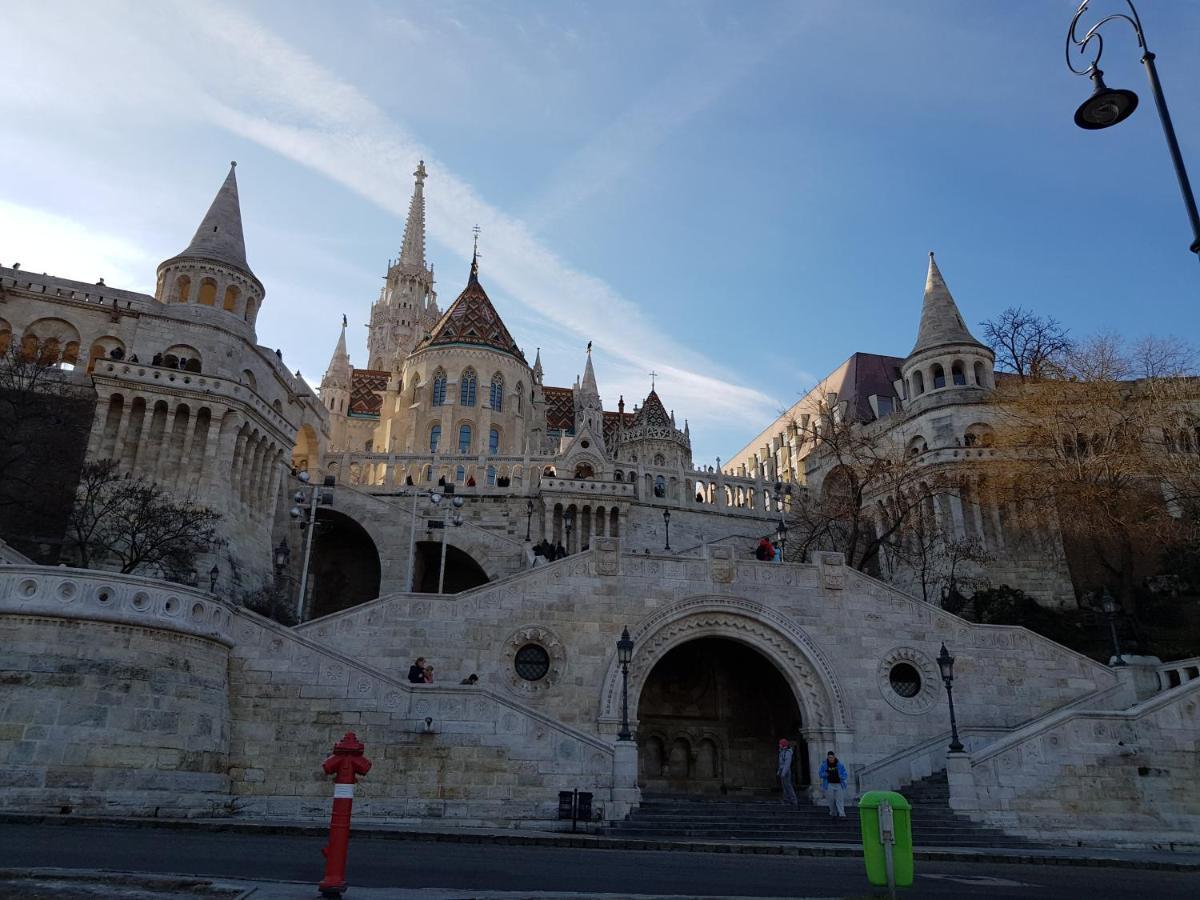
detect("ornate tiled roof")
[349,369,389,416]
[417,267,525,361]
[631,389,671,428]
[543,386,574,430]
[603,409,634,445]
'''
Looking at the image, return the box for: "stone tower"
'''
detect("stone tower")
[154,162,266,332]
[367,161,439,371]
[900,252,995,405]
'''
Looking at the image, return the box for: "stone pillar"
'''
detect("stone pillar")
[947,493,967,539]
[609,740,641,821]
[945,751,977,812]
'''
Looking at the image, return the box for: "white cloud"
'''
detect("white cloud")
[0,200,151,290]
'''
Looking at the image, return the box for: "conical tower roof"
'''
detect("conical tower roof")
[172,162,253,273]
[580,347,599,401]
[417,253,524,361]
[631,389,672,428]
[323,317,352,384]
[910,252,983,355]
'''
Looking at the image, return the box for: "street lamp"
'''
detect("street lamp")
[430,490,465,594]
[1066,0,1200,259]
[273,538,291,572]
[773,481,792,562]
[662,509,671,551]
[290,472,335,622]
[617,626,634,741]
[208,564,220,594]
[525,498,534,542]
[564,508,575,555]
[1101,589,1126,666]
[937,643,965,753]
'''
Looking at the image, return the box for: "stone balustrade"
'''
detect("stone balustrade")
[1157,656,1200,691]
[0,564,237,646]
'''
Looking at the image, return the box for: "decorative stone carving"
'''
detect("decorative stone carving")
[594,537,620,576]
[817,552,846,590]
[502,624,567,696]
[877,646,939,715]
[708,546,735,584]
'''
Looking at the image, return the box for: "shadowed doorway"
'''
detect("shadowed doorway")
[307,509,381,618]
[637,637,806,795]
[412,540,489,593]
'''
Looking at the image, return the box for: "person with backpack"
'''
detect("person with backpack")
[819,750,849,817]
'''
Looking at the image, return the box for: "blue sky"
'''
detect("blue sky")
[2,0,1197,463]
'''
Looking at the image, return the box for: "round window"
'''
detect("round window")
[889,663,922,698]
[514,644,551,681]
[581,440,590,449]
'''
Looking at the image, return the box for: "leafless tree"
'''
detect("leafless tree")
[980,307,1073,382]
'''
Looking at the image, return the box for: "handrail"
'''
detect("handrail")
[671,532,772,556]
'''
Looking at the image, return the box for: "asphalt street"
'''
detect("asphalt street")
[2,823,1197,899]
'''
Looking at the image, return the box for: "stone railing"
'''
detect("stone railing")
[0,564,237,646]
[0,538,31,564]
[854,727,1010,795]
[1156,656,1200,691]
[541,476,635,498]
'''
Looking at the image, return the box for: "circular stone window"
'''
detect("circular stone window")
[889,662,922,698]
[514,644,550,681]
[877,647,938,715]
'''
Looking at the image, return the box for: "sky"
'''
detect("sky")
[1,0,1198,464]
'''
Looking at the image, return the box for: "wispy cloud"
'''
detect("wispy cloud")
[165,0,779,430]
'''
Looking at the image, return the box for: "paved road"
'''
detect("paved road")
[3,824,1197,898]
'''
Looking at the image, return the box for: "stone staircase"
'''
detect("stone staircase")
[606,773,1040,848]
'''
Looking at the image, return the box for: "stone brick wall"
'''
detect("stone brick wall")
[0,616,230,816]
[948,679,1200,847]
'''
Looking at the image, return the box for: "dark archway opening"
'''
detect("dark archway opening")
[637,637,805,796]
[308,509,381,619]
[412,540,489,593]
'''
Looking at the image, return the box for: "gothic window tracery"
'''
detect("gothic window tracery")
[490,373,504,411]
[489,427,500,454]
[429,423,441,453]
[432,370,447,406]
[458,423,472,454]
[460,368,477,407]
[516,381,523,414]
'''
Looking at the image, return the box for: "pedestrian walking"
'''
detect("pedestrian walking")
[777,739,798,807]
[819,750,848,817]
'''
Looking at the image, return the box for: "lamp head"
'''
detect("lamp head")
[617,625,634,664]
[452,495,464,508]
[663,509,671,523]
[937,642,955,681]
[430,492,442,505]
[1101,588,1117,615]
[298,470,311,484]
[1074,68,1138,130]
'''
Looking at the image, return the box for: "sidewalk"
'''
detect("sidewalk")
[2,812,1197,872]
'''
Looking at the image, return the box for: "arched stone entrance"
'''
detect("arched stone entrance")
[637,637,807,794]
[411,541,489,593]
[307,509,381,618]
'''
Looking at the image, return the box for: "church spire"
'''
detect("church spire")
[581,343,599,400]
[325,316,351,383]
[398,161,427,271]
[468,225,480,285]
[176,161,252,273]
[910,251,984,355]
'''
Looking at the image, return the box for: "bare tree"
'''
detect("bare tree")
[980,307,1073,382]
[66,460,224,578]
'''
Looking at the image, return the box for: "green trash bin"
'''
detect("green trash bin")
[858,790,914,888]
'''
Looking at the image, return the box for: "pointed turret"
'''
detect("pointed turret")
[901,252,995,401]
[319,317,353,419]
[533,348,544,384]
[398,161,427,272]
[326,319,351,380]
[155,162,265,327]
[911,252,984,355]
[580,348,600,402]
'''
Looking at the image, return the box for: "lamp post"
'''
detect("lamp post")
[1101,589,1126,666]
[430,490,465,594]
[525,498,534,542]
[564,508,575,555]
[1066,0,1200,260]
[937,642,965,753]
[662,509,671,551]
[290,471,335,622]
[772,481,792,562]
[617,626,634,741]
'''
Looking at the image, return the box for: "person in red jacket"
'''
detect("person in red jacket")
[755,537,774,561]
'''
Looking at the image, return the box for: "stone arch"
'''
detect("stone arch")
[307,507,382,619]
[198,277,218,307]
[598,595,849,733]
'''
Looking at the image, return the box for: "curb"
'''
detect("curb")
[2,813,1197,872]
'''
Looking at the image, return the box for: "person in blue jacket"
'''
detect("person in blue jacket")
[819,750,849,817]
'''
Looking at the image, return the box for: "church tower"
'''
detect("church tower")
[367,162,439,371]
[900,252,995,405]
[154,162,265,332]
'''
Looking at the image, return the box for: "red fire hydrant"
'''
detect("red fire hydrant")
[318,731,372,898]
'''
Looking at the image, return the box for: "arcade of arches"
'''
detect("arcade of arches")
[636,638,807,795]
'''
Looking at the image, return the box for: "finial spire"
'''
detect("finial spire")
[398,161,428,271]
[469,225,481,284]
[910,251,984,355]
[649,370,658,391]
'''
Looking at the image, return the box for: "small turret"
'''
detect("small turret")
[320,317,353,417]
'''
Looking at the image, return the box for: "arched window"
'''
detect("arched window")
[516,381,523,414]
[458,423,472,454]
[198,278,217,307]
[913,370,925,395]
[455,465,466,482]
[654,475,666,497]
[490,373,504,411]
[973,361,987,387]
[460,368,477,407]
[174,275,192,304]
[487,465,497,487]
[932,364,946,389]
[429,424,441,453]
[423,464,433,482]
[614,470,623,482]
[653,453,666,466]
[431,370,447,406]
[951,361,966,385]
[488,427,500,454]
[223,285,240,312]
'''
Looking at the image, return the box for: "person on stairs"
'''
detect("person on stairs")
[777,739,798,807]
[820,750,849,817]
